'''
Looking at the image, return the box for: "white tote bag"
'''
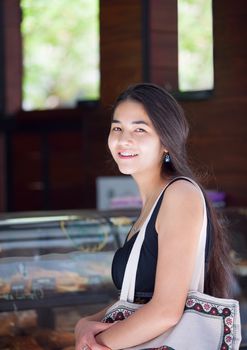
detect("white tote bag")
[102,178,242,350]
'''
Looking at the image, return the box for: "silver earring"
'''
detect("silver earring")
[164,153,170,163]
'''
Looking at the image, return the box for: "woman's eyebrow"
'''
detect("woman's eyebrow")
[132,120,149,125]
[112,119,149,126]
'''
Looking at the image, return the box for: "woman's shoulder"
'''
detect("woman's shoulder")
[156,177,204,232]
[160,178,203,219]
[164,177,203,203]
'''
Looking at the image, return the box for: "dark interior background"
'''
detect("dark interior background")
[0,0,246,212]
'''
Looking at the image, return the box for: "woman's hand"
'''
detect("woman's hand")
[75,318,114,350]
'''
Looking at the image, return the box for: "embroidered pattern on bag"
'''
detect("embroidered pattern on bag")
[102,297,236,350]
[143,347,175,350]
[102,306,134,323]
[185,296,235,350]
[143,347,174,350]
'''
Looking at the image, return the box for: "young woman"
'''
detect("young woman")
[75,83,232,350]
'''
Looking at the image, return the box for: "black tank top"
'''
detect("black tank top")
[111,178,212,300]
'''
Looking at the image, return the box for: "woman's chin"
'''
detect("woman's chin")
[117,166,134,176]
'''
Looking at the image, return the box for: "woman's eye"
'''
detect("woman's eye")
[135,128,146,133]
[112,126,121,132]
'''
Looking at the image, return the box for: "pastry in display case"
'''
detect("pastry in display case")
[0,210,136,350]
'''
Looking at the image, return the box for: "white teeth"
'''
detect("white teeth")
[119,152,137,157]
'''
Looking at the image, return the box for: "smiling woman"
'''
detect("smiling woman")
[75,83,241,350]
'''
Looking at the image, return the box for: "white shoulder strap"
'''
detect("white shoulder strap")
[187,179,207,292]
[120,177,208,302]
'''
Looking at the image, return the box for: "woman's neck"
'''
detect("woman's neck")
[133,173,170,206]
[128,173,170,238]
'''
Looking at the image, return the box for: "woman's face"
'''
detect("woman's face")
[108,100,165,176]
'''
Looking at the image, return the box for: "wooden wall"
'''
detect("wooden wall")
[180,0,247,206]
[8,122,86,211]
[6,108,111,211]
[2,0,22,115]
[0,0,246,211]
[100,0,179,104]
[149,0,178,90]
[0,0,22,211]
[100,0,143,107]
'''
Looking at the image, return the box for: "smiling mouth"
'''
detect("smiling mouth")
[118,151,138,158]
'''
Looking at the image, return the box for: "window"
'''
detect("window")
[21,0,99,110]
[178,0,214,94]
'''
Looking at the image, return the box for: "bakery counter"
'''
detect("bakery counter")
[0,210,137,349]
[0,211,137,301]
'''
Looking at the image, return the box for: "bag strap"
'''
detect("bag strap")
[120,177,208,302]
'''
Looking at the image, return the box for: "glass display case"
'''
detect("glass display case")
[0,209,137,350]
[0,207,246,349]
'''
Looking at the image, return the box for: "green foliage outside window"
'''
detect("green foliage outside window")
[21,0,99,110]
[178,0,214,91]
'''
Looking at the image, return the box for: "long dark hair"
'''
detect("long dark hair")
[113,83,232,298]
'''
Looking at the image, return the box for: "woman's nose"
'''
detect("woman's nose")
[118,131,133,146]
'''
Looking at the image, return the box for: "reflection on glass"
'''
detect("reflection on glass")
[0,213,134,301]
[21,0,99,110]
[178,0,214,91]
